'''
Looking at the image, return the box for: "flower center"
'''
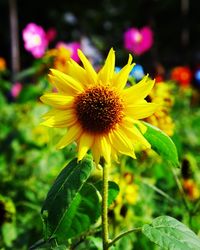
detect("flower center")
[74,85,124,134]
[32,34,42,46]
[135,32,142,43]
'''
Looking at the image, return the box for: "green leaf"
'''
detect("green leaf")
[2,222,17,247]
[94,181,120,207]
[41,156,94,241]
[56,183,101,241]
[142,216,200,250]
[52,245,68,250]
[142,122,179,167]
[74,236,102,250]
[74,236,116,250]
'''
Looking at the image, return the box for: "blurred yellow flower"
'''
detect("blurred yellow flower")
[32,125,49,146]
[125,185,139,204]
[183,179,200,200]
[145,82,175,136]
[109,171,139,224]
[46,46,71,73]
[40,48,158,164]
[114,172,139,206]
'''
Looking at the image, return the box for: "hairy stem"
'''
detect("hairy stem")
[102,161,109,250]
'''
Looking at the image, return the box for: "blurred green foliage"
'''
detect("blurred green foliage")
[0,65,200,249]
[0,1,200,245]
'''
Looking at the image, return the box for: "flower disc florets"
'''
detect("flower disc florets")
[74,85,124,134]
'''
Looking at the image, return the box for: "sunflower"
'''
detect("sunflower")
[40,48,158,164]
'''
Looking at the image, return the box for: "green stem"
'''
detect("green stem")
[108,227,142,248]
[102,161,109,250]
[170,166,190,211]
[29,239,46,250]
[191,198,200,215]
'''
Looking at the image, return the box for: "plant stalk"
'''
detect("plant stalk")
[108,227,142,248]
[102,161,109,250]
[170,166,190,211]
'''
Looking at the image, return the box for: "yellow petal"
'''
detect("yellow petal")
[41,109,58,119]
[109,128,136,159]
[99,135,111,163]
[123,76,155,104]
[125,103,159,119]
[131,126,150,149]
[113,54,135,90]
[91,139,101,165]
[77,133,94,161]
[91,135,111,164]
[133,120,147,134]
[49,69,84,94]
[40,93,74,109]
[56,124,82,149]
[121,121,151,149]
[98,48,115,83]
[40,109,76,128]
[68,59,88,87]
[124,117,147,134]
[78,50,97,84]
[111,148,119,163]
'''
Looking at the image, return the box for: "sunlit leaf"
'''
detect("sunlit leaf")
[142,216,200,250]
[142,122,179,167]
[2,222,17,247]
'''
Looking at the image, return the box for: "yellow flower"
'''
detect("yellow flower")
[145,82,175,136]
[40,48,158,164]
[113,172,139,206]
[125,185,139,204]
[45,46,71,73]
[31,125,50,146]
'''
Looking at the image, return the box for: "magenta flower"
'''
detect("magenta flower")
[124,26,153,56]
[56,41,80,62]
[22,23,48,58]
[11,82,22,98]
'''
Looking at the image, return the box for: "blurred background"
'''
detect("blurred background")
[1,0,200,71]
[0,0,200,249]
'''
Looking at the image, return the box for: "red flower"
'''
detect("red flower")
[171,66,192,87]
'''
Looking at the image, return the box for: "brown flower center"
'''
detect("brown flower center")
[74,85,124,134]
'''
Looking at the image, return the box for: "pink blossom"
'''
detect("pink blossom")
[56,41,80,62]
[22,23,48,58]
[124,26,153,56]
[11,82,22,98]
